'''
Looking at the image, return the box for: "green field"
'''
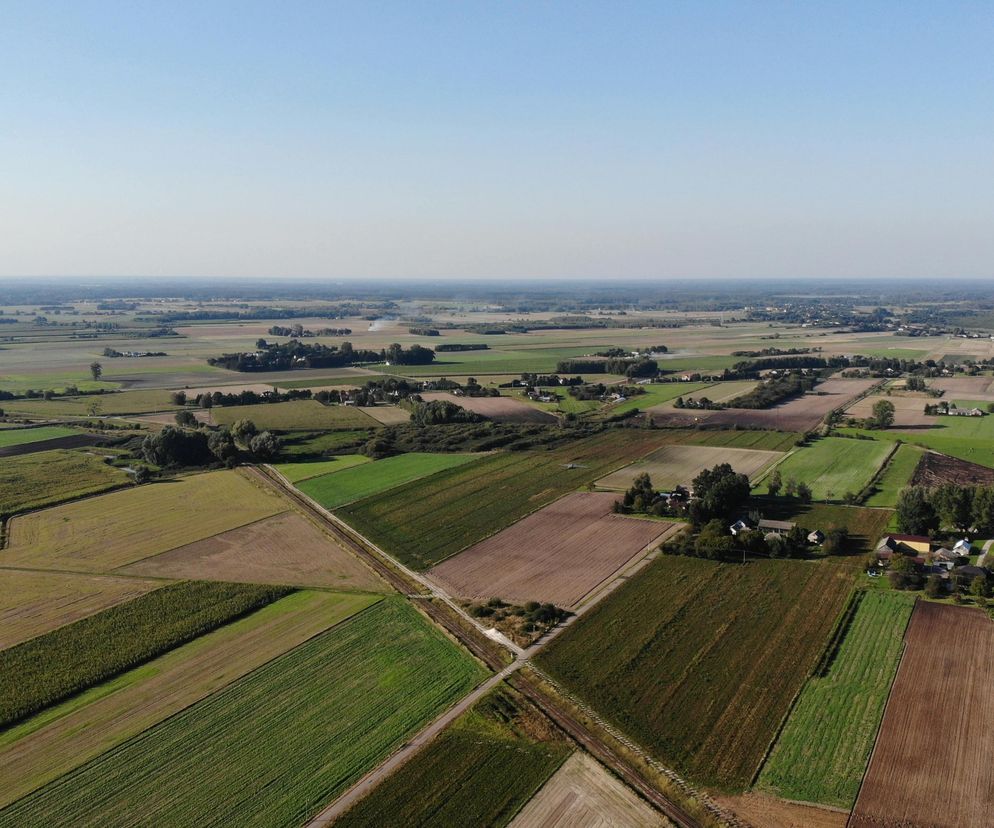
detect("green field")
[273,454,371,483]
[0,426,80,448]
[3,389,181,417]
[278,429,372,458]
[0,598,487,828]
[0,373,120,395]
[758,591,916,807]
[536,556,853,790]
[0,450,129,518]
[210,399,379,431]
[299,452,481,510]
[597,382,714,416]
[863,444,925,507]
[682,429,801,452]
[839,410,994,468]
[756,436,891,501]
[336,686,570,828]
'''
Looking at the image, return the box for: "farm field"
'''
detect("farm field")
[210,399,379,430]
[757,436,891,501]
[420,391,557,423]
[510,752,669,828]
[863,444,925,507]
[358,404,411,424]
[929,375,994,401]
[121,511,387,590]
[839,415,994,468]
[337,685,570,828]
[278,429,372,458]
[850,601,994,828]
[680,428,801,452]
[339,429,675,570]
[0,426,79,449]
[599,381,714,417]
[0,570,159,650]
[0,590,375,808]
[0,598,487,827]
[3,470,287,572]
[2,389,182,418]
[596,443,783,491]
[272,454,372,482]
[429,492,681,608]
[536,556,854,790]
[758,591,916,808]
[911,449,994,487]
[844,392,934,427]
[299,451,481,509]
[0,450,130,517]
[716,793,846,828]
[644,380,759,413]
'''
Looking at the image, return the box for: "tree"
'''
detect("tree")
[970,574,990,599]
[925,573,944,598]
[973,486,994,534]
[89,362,102,381]
[784,477,799,498]
[872,399,895,429]
[141,426,212,467]
[896,486,939,535]
[231,419,258,443]
[931,484,974,531]
[822,527,850,555]
[767,469,782,497]
[174,410,198,427]
[906,375,927,392]
[207,429,238,464]
[795,482,813,503]
[132,466,152,485]
[694,519,735,560]
[170,391,187,406]
[689,464,751,526]
[249,431,282,461]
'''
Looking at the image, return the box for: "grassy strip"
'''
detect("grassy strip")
[863,444,925,507]
[272,453,371,483]
[0,427,79,449]
[0,581,291,727]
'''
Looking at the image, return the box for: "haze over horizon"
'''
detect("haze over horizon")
[3,2,993,281]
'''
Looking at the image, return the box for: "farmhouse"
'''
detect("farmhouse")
[757,519,795,536]
[807,529,825,545]
[876,534,931,558]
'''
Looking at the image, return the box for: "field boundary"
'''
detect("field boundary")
[854,441,900,504]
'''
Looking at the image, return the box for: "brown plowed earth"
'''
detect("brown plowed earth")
[716,794,845,828]
[419,391,557,423]
[910,451,994,487]
[849,601,994,828]
[428,492,680,608]
[0,434,104,457]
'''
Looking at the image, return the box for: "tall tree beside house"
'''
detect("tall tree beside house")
[689,464,750,526]
[931,484,974,532]
[896,486,939,535]
[767,468,782,496]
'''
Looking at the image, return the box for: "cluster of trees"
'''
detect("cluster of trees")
[896,484,994,534]
[141,421,281,469]
[612,473,687,518]
[208,340,382,371]
[849,399,895,429]
[173,388,313,409]
[731,347,814,358]
[556,357,658,377]
[886,555,991,598]
[434,343,489,352]
[267,325,352,337]
[673,395,722,410]
[725,373,816,409]
[102,348,166,358]
[407,327,439,336]
[765,469,815,502]
[409,400,483,427]
[519,373,584,387]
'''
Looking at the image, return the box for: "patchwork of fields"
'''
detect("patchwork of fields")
[596,443,783,491]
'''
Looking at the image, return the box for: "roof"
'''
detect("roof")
[758,519,796,531]
[886,534,931,544]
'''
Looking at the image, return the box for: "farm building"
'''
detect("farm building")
[757,519,796,536]
[807,529,825,545]
[876,534,931,557]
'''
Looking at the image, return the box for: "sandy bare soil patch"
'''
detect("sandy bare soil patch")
[595,444,783,491]
[358,405,411,425]
[911,451,994,487]
[716,793,846,828]
[420,391,557,423]
[850,601,994,828]
[844,393,935,427]
[119,511,386,591]
[510,752,670,828]
[428,492,680,608]
[0,570,161,649]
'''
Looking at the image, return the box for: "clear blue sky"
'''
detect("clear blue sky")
[2,1,993,280]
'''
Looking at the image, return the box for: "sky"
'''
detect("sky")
[1,1,993,281]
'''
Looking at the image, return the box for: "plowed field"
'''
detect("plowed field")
[911,450,994,487]
[420,391,557,423]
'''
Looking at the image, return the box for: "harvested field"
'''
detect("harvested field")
[716,793,846,828]
[682,429,802,452]
[420,391,558,423]
[844,393,935,427]
[758,437,892,501]
[911,450,994,487]
[210,399,378,430]
[2,389,182,418]
[358,404,411,424]
[850,601,994,828]
[510,752,669,828]
[120,511,387,590]
[929,375,994,401]
[536,556,854,790]
[3,470,287,572]
[273,454,371,483]
[0,571,159,650]
[596,444,783,491]
[0,450,129,518]
[0,591,375,808]
[429,492,681,608]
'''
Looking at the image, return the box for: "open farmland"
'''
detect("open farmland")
[337,686,570,828]
[510,752,670,828]
[3,470,286,572]
[429,492,681,608]
[758,591,916,808]
[840,413,994,468]
[598,381,714,417]
[0,450,130,517]
[863,444,925,507]
[0,591,374,808]
[421,391,557,423]
[2,389,182,418]
[850,601,994,828]
[536,556,854,790]
[0,426,80,449]
[911,449,994,487]
[596,443,783,491]
[273,454,371,482]
[358,404,411,424]
[121,511,386,590]
[716,793,846,828]
[299,451,481,509]
[844,392,935,427]
[929,375,994,401]
[0,598,487,827]
[210,399,379,430]
[339,429,674,570]
[0,571,159,650]
[680,428,801,452]
[754,501,894,554]
[757,436,892,501]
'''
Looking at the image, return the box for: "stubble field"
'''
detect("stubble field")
[595,443,783,491]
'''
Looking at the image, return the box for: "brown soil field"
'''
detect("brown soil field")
[595,444,783,491]
[850,601,994,828]
[911,451,994,487]
[420,391,557,423]
[844,393,935,427]
[118,511,387,591]
[0,434,105,457]
[929,376,994,400]
[0,570,161,649]
[716,793,846,828]
[509,752,670,828]
[358,405,411,425]
[428,492,680,608]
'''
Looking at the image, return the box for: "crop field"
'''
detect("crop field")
[3,470,287,572]
[510,752,669,828]
[758,591,916,808]
[536,556,854,790]
[0,450,130,518]
[844,393,935,427]
[121,511,387,590]
[863,444,925,507]
[358,404,411,424]
[0,591,374,808]
[716,793,846,828]
[756,436,891,501]
[337,685,570,828]
[210,399,379,430]
[929,375,994,401]
[0,426,79,449]
[840,413,994,468]
[596,443,784,491]
[299,451,481,509]
[0,581,290,727]
[681,429,801,452]
[643,380,759,413]
[2,389,182,418]
[0,570,159,650]
[0,598,487,827]
[429,492,681,608]
[420,391,557,423]
[851,602,994,828]
[279,429,372,458]
[273,454,371,482]
[599,381,714,417]
[911,449,994,487]
[339,429,675,570]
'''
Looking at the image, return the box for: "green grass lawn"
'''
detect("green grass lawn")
[273,454,371,483]
[757,437,892,501]
[0,427,80,449]
[298,451,481,509]
[758,590,916,808]
[210,399,379,431]
[863,444,925,508]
